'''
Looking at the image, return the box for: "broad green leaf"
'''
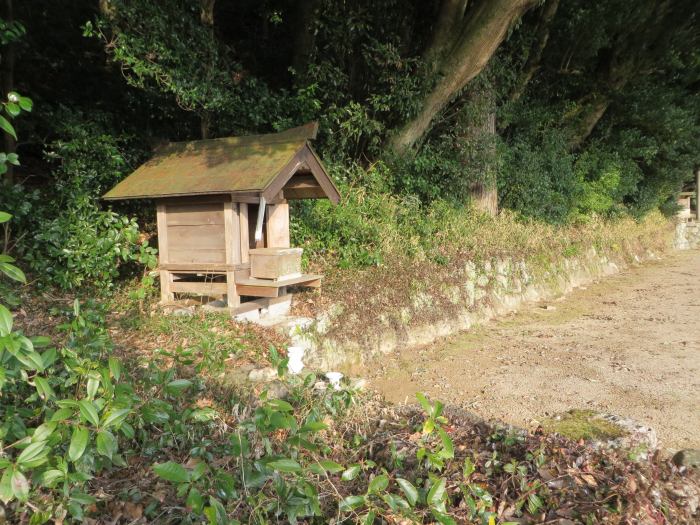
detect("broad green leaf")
[11,470,29,502]
[438,427,454,459]
[0,115,16,139]
[34,376,55,400]
[86,375,100,399]
[341,464,361,481]
[165,378,192,396]
[396,478,419,506]
[101,408,131,429]
[5,102,19,117]
[427,477,447,507]
[431,510,457,525]
[416,392,432,415]
[18,97,32,111]
[15,350,45,371]
[317,460,344,473]
[153,461,190,483]
[30,336,51,348]
[339,495,366,512]
[38,469,63,487]
[78,400,100,426]
[68,427,89,461]
[17,441,48,466]
[266,398,293,412]
[0,211,10,223]
[0,468,12,504]
[50,407,74,422]
[96,430,117,460]
[0,262,25,283]
[32,422,56,442]
[0,304,12,336]
[367,473,389,494]
[267,458,301,473]
[362,511,376,525]
[187,487,204,513]
[299,421,327,433]
[108,357,121,381]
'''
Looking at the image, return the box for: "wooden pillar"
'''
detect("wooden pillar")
[266,202,290,248]
[224,200,241,308]
[156,203,174,302]
[696,168,700,221]
[239,203,250,263]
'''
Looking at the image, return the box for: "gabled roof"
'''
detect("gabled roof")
[103,122,340,203]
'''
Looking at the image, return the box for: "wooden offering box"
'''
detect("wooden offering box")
[250,248,302,280]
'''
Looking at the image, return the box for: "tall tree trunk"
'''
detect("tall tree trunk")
[388,0,535,154]
[509,0,560,103]
[291,0,319,76]
[567,97,610,149]
[468,110,498,215]
[1,0,15,184]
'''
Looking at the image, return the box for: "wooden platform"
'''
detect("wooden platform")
[236,274,322,298]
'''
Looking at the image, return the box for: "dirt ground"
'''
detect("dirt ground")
[370,249,700,450]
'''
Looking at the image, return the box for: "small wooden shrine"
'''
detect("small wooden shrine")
[103,122,339,314]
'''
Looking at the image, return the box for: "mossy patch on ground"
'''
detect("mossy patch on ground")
[542,409,627,441]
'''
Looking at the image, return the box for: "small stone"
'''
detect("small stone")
[672,449,700,468]
[248,367,278,383]
[265,380,289,399]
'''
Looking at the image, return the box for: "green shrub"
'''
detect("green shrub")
[22,200,151,290]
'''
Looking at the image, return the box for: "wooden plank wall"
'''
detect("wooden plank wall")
[165,203,226,264]
[266,203,290,248]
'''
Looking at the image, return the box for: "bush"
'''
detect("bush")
[22,200,151,290]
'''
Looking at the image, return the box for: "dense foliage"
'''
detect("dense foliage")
[0,0,695,287]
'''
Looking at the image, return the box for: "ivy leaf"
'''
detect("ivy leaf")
[153,461,190,483]
[68,427,89,461]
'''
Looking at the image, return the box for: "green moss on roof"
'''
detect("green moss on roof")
[103,122,319,200]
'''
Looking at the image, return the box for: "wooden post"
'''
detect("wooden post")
[224,200,241,308]
[266,202,290,248]
[696,168,700,221]
[156,203,174,302]
[239,203,250,263]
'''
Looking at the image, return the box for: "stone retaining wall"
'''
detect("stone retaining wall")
[290,238,674,373]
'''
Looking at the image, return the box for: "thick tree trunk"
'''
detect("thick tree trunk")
[1,0,15,184]
[388,0,534,154]
[291,0,319,76]
[568,97,610,149]
[509,0,560,103]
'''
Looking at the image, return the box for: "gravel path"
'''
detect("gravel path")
[370,249,700,450]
